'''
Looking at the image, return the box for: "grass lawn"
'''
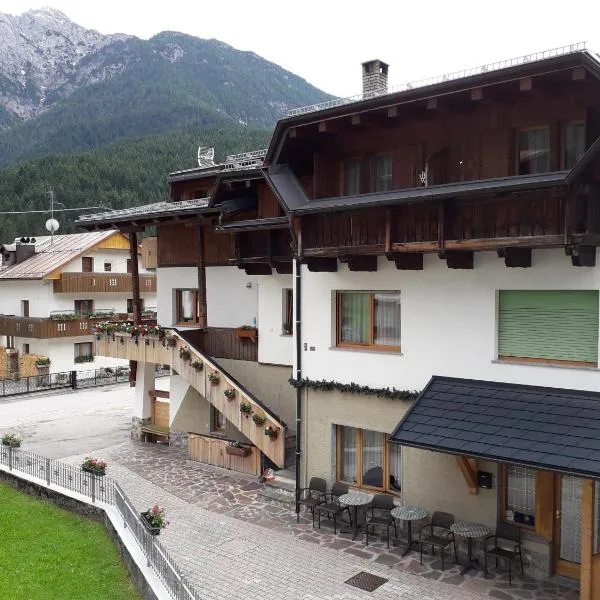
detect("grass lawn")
[0,482,141,599]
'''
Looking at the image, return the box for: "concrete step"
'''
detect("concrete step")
[257,485,295,507]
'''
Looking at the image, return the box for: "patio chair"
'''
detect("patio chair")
[315,482,351,533]
[484,522,524,585]
[419,511,456,571]
[296,477,326,524]
[365,493,397,548]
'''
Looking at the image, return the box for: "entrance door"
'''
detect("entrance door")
[554,475,582,579]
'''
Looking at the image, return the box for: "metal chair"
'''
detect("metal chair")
[484,522,524,584]
[315,482,351,533]
[419,511,457,571]
[365,493,397,549]
[296,477,327,524]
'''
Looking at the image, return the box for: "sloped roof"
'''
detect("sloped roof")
[0,231,119,279]
[391,376,600,479]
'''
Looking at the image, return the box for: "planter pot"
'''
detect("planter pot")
[179,352,191,360]
[235,328,257,343]
[141,512,161,536]
[82,465,106,477]
[2,441,20,448]
[225,446,251,457]
[167,339,177,347]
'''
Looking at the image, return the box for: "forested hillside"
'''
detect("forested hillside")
[0,126,271,243]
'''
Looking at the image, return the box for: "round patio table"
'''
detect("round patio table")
[450,520,490,575]
[338,491,373,540]
[391,505,429,556]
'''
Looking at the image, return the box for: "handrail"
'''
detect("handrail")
[175,328,287,429]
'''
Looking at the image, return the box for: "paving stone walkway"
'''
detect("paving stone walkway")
[64,441,578,600]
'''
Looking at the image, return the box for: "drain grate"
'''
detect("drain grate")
[344,571,388,592]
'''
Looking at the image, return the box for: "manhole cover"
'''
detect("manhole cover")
[345,571,388,592]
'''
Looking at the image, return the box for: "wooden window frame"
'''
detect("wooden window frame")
[335,425,401,496]
[175,289,201,325]
[21,299,29,318]
[370,153,393,192]
[81,256,94,273]
[210,406,226,434]
[561,121,585,170]
[74,341,93,359]
[499,465,536,532]
[74,299,94,316]
[103,262,112,272]
[516,126,551,175]
[335,291,400,352]
[341,158,361,196]
[126,258,133,274]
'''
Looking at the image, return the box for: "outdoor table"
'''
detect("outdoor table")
[450,520,490,575]
[391,505,429,556]
[338,491,373,540]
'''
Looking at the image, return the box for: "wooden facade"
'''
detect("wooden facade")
[53,272,156,294]
[188,434,261,476]
[0,315,97,339]
[183,327,258,362]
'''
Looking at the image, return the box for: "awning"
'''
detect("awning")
[390,376,600,479]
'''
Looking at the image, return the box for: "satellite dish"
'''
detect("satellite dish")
[197,146,215,167]
[45,219,60,233]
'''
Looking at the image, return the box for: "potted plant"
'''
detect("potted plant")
[224,388,236,400]
[35,357,50,367]
[208,372,220,385]
[2,433,22,448]
[140,504,168,536]
[235,325,258,343]
[81,457,107,476]
[264,425,279,440]
[240,401,253,417]
[165,332,177,347]
[252,413,266,426]
[192,360,203,371]
[225,441,251,457]
[179,346,191,361]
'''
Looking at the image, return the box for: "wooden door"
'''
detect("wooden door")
[554,474,582,579]
[82,256,94,272]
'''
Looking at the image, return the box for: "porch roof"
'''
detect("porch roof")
[390,376,600,479]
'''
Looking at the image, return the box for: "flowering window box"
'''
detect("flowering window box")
[140,512,161,535]
[235,326,257,343]
[225,445,251,457]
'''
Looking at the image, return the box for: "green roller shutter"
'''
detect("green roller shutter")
[498,290,599,364]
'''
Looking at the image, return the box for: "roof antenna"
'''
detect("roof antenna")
[45,188,60,244]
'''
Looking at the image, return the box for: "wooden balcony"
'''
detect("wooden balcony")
[0,315,96,339]
[95,330,286,466]
[184,327,258,362]
[53,272,156,294]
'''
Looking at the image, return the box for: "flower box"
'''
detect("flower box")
[82,465,106,476]
[225,445,251,457]
[140,511,161,536]
[2,440,21,448]
[235,327,257,343]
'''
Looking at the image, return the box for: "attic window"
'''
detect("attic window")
[104,262,112,272]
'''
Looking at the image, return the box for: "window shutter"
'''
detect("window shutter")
[498,290,599,364]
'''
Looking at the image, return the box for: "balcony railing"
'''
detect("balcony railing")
[53,272,156,294]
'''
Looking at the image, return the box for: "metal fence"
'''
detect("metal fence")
[0,445,200,600]
[0,365,170,398]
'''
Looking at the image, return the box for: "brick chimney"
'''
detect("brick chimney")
[362,60,389,97]
[15,237,36,264]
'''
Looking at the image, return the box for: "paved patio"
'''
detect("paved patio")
[64,441,578,600]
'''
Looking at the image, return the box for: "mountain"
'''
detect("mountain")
[0,7,333,166]
[0,126,272,244]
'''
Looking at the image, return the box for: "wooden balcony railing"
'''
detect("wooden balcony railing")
[53,272,156,294]
[183,327,258,362]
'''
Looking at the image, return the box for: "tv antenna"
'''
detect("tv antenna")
[197,146,215,167]
[45,189,60,244]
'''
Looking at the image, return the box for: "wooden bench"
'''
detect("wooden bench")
[141,424,170,443]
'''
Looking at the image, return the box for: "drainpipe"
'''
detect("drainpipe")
[294,256,302,515]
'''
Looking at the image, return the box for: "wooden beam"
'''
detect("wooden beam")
[304,257,338,272]
[340,256,378,272]
[384,209,391,252]
[470,88,483,101]
[386,252,423,270]
[318,121,327,133]
[128,231,141,387]
[387,106,398,118]
[149,389,170,399]
[274,262,293,274]
[440,250,474,269]
[534,471,554,540]
[520,76,533,92]
[426,97,438,110]
[497,247,532,268]
[568,245,597,267]
[243,263,272,275]
[197,226,207,328]
[573,66,587,81]
[455,456,478,495]
[580,479,594,600]
[351,115,361,126]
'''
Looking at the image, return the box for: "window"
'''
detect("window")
[194,189,208,199]
[564,122,585,169]
[175,289,201,324]
[498,290,599,366]
[210,406,226,433]
[127,298,144,314]
[82,257,94,272]
[103,262,112,272]
[22,343,29,354]
[336,425,402,494]
[74,342,93,362]
[517,127,550,174]
[343,159,361,195]
[336,291,401,350]
[74,299,94,316]
[370,155,392,192]
[21,300,29,318]
[126,259,133,274]
[282,289,293,335]
[502,466,536,528]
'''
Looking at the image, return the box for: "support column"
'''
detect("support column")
[128,231,142,386]
[131,362,155,441]
[197,226,207,328]
[580,478,600,600]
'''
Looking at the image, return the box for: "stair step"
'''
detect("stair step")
[258,485,295,507]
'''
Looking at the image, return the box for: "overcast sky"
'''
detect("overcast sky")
[1,0,599,98]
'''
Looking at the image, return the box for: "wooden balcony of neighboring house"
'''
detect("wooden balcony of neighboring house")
[95,327,285,466]
[52,272,157,294]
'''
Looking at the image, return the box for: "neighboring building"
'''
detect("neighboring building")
[0,231,156,376]
[79,44,600,594]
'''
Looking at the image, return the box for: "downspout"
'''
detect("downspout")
[294,255,302,515]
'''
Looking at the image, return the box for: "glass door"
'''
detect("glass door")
[554,475,582,578]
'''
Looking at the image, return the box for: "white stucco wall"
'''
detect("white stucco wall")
[206,267,257,328]
[0,280,53,317]
[301,249,600,393]
[156,267,198,327]
[60,249,151,274]
[257,274,293,366]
